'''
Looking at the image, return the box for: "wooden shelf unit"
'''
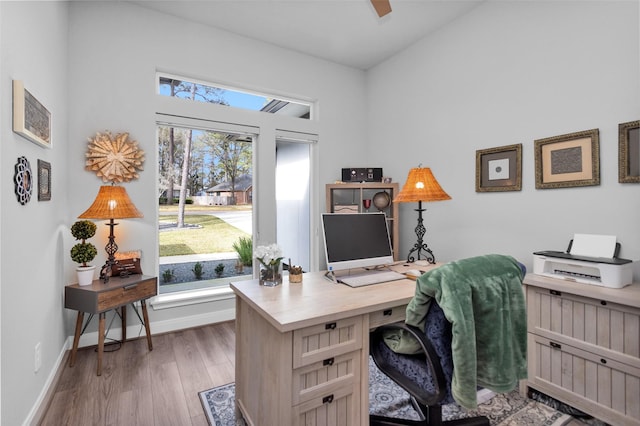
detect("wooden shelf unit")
[325,182,400,261]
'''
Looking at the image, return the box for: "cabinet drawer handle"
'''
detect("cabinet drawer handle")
[549,342,562,350]
[123,284,139,290]
[323,358,335,366]
[549,290,562,296]
[600,358,607,364]
[322,394,334,404]
[325,322,337,330]
[383,309,393,316]
[600,300,607,306]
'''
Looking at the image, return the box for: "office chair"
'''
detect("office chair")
[370,302,489,426]
[369,256,527,426]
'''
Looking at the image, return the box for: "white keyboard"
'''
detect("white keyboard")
[338,270,407,287]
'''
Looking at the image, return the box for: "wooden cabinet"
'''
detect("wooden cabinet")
[325,182,400,260]
[235,297,363,425]
[292,317,363,424]
[523,273,640,426]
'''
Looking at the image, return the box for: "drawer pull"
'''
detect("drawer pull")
[383,309,393,316]
[600,358,607,364]
[123,284,139,290]
[549,342,562,350]
[549,290,562,296]
[325,322,337,330]
[323,357,334,366]
[322,394,334,404]
[600,300,607,306]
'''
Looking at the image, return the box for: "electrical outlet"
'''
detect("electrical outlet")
[34,342,42,373]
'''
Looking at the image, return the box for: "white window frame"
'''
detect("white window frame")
[151,73,320,310]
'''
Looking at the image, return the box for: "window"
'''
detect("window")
[158,74,311,119]
[153,72,319,305]
[158,124,254,294]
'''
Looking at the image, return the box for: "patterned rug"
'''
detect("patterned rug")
[199,358,578,426]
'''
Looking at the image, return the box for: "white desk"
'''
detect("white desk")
[231,263,440,426]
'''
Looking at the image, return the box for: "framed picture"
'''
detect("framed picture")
[618,120,640,183]
[37,160,51,201]
[475,143,522,192]
[534,129,599,189]
[13,80,51,149]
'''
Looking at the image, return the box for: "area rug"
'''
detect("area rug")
[199,358,575,426]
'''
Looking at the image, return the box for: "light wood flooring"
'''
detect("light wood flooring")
[37,320,597,426]
[38,321,236,426]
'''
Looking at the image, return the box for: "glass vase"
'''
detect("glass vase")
[259,262,283,287]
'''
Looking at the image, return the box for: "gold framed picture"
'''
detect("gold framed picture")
[618,120,640,183]
[37,159,51,201]
[13,80,51,149]
[475,143,522,192]
[534,129,599,189]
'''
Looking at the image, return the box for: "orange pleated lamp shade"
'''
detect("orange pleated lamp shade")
[394,167,451,203]
[78,185,143,219]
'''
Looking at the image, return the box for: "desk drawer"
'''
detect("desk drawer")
[369,305,407,329]
[293,316,363,369]
[292,350,361,405]
[97,278,156,312]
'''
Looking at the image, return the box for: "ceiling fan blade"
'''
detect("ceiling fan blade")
[371,0,392,17]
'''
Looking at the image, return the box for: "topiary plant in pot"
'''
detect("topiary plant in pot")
[70,220,98,286]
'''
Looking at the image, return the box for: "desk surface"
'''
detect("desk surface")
[230,263,440,333]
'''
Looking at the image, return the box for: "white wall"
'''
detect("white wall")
[0,2,69,425]
[366,1,640,274]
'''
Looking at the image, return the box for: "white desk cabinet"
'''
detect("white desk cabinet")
[524,274,640,426]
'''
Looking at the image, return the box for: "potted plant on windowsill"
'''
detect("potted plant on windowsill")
[70,220,98,286]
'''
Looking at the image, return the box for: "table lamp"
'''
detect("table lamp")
[394,167,451,264]
[78,184,143,282]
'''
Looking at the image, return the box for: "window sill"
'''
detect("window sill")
[150,285,235,310]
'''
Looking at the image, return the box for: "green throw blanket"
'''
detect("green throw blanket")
[383,254,527,409]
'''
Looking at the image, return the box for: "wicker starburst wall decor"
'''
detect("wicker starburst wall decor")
[85,131,145,183]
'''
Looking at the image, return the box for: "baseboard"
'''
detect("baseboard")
[23,343,69,426]
[24,308,235,425]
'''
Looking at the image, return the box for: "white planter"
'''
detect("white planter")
[76,265,96,286]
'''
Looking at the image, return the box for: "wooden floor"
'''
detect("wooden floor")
[38,321,236,426]
[38,320,596,426]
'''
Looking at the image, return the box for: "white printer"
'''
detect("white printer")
[533,234,634,289]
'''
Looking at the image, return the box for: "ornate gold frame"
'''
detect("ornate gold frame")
[534,129,599,189]
[475,144,522,192]
[618,120,640,183]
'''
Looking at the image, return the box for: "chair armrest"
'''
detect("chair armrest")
[370,322,448,406]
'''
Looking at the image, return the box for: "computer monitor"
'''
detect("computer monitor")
[321,212,395,271]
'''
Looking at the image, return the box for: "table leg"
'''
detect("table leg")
[97,312,105,376]
[141,299,153,351]
[69,311,84,367]
[121,305,127,343]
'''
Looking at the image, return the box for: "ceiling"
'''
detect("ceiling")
[131,0,484,70]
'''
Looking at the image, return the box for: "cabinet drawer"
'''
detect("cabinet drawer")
[369,305,407,329]
[527,286,640,360]
[528,333,640,425]
[97,279,156,312]
[293,316,363,369]
[292,350,361,405]
[292,382,359,426]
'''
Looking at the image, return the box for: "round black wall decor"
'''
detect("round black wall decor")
[14,156,33,205]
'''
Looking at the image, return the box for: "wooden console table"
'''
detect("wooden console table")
[231,263,439,425]
[65,274,157,376]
